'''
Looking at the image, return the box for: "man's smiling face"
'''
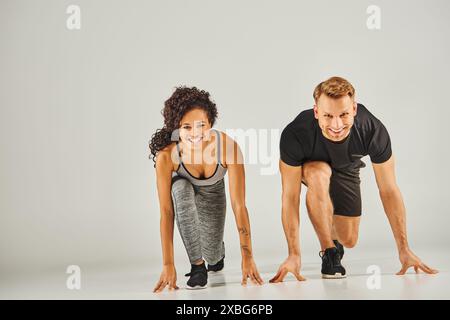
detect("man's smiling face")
[314,95,357,142]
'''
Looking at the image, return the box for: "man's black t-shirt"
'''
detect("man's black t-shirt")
[279,103,392,169]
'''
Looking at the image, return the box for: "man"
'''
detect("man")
[270,76,438,281]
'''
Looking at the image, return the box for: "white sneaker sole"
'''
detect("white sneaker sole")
[322,273,347,279]
[186,284,208,290]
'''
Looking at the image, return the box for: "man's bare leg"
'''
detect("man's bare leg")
[333,215,361,248]
[303,161,335,251]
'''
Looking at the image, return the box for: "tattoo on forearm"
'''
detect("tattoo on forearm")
[238,227,250,237]
[241,245,253,257]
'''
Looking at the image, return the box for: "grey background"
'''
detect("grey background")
[1,0,449,282]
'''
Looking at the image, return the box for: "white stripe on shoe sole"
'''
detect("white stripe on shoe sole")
[186,284,208,290]
[321,273,347,279]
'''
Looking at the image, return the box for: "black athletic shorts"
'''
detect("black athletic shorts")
[301,159,366,217]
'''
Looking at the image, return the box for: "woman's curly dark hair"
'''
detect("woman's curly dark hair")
[148,86,218,165]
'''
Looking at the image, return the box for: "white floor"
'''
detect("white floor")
[1,247,449,300]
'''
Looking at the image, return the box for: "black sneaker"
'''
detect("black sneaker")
[320,247,346,279]
[333,239,344,260]
[207,256,225,273]
[185,261,208,290]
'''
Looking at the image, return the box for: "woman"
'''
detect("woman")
[150,86,264,292]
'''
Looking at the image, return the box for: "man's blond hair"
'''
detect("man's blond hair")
[313,76,355,102]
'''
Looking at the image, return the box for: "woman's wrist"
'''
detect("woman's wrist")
[163,262,175,267]
[241,251,254,261]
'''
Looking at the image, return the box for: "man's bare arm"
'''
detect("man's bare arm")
[280,160,303,256]
[269,160,306,283]
[372,155,438,275]
[372,155,408,250]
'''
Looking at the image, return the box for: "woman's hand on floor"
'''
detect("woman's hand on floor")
[153,264,179,293]
[241,257,264,286]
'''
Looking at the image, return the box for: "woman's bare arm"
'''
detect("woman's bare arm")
[224,133,263,285]
[153,149,178,292]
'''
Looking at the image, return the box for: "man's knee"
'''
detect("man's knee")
[339,234,358,248]
[303,161,332,188]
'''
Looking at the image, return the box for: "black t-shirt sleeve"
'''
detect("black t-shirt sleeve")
[279,126,305,166]
[368,122,392,163]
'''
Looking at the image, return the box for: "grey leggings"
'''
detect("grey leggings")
[171,176,226,265]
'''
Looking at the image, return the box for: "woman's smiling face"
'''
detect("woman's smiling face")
[179,107,212,149]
